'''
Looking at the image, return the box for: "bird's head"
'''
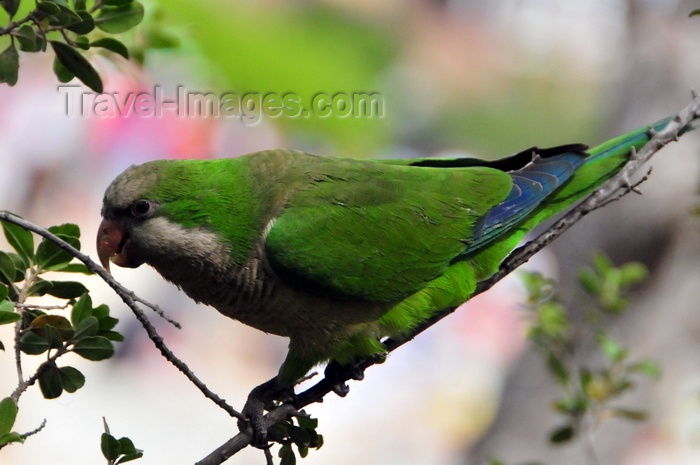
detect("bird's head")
[97,160,183,273]
[98,158,256,279]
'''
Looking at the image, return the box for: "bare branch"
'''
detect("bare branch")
[195,405,296,465]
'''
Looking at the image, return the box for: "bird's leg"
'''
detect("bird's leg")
[240,377,294,448]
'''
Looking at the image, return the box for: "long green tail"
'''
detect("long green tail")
[530,117,680,222]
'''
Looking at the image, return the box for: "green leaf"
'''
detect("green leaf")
[74,35,90,51]
[15,25,41,52]
[92,304,109,319]
[71,293,93,326]
[279,444,296,465]
[0,252,19,284]
[101,433,121,461]
[0,397,18,436]
[553,395,587,416]
[20,331,50,355]
[578,268,601,296]
[98,315,118,331]
[95,1,144,34]
[29,314,75,341]
[75,0,87,10]
[50,41,103,93]
[549,424,576,444]
[288,425,310,447]
[0,284,7,301]
[0,0,19,17]
[0,432,24,446]
[90,37,129,59]
[57,263,93,274]
[38,363,64,399]
[306,429,322,449]
[74,315,99,339]
[598,333,627,364]
[48,3,83,27]
[44,325,65,349]
[59,366,85,393]
[53,54,75,83]
[690,9,700,17]
[27,278,53,297]
[619,262,648,287]
[0,42,19,86]
[37,1,61,15]
[67,10,95,34]
[592,251,613,274]
[0,310,20,326]
[2,219,34,266]
[298,445,309,458]
[296,414,318,430]
[36,232,80,271]
[46,280,88,299]
[117,436,138,455]
[100,330,125,342]
[627,360,661,379]
[21,308,46,328]
[73,336,114,360]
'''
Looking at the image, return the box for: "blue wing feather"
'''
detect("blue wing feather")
[463,151,586,255]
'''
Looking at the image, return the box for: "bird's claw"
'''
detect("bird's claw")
[240,378,293,449]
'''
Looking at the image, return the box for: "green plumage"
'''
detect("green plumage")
[99,118,685,386]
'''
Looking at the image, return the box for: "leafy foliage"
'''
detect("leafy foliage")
[518,252,657,458]
[0,215,140,460]
[101,418,143,464]
[0,0,146,91]
[268,411,324,465]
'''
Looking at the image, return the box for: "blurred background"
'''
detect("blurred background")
[1,0,700,464]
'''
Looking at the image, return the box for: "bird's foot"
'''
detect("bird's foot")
[239,377,295,448]
[323,354,386,397]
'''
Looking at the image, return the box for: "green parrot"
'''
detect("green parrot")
[97,117,685,428]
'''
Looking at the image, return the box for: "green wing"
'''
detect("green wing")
[264,157,512,303]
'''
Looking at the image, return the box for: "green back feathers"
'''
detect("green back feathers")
[265,159,513,303]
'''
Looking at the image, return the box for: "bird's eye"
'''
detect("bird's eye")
[131,199,155,218]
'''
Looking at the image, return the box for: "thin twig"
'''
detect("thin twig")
[11,345,69,401]
[0,211,245,422]
[195,405,296,465]
[14,302,70,310]
[23,418,48,438]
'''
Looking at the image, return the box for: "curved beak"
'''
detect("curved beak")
[96,218,124,273]
[97,218,144,272]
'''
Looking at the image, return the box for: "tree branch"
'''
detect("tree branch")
[0,211,245,423]
[200,92,700,463]
[2,93,698,464]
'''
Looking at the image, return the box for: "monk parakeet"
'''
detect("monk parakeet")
[97,118,682,398]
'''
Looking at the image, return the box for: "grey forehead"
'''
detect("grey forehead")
[103,163,159,208]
